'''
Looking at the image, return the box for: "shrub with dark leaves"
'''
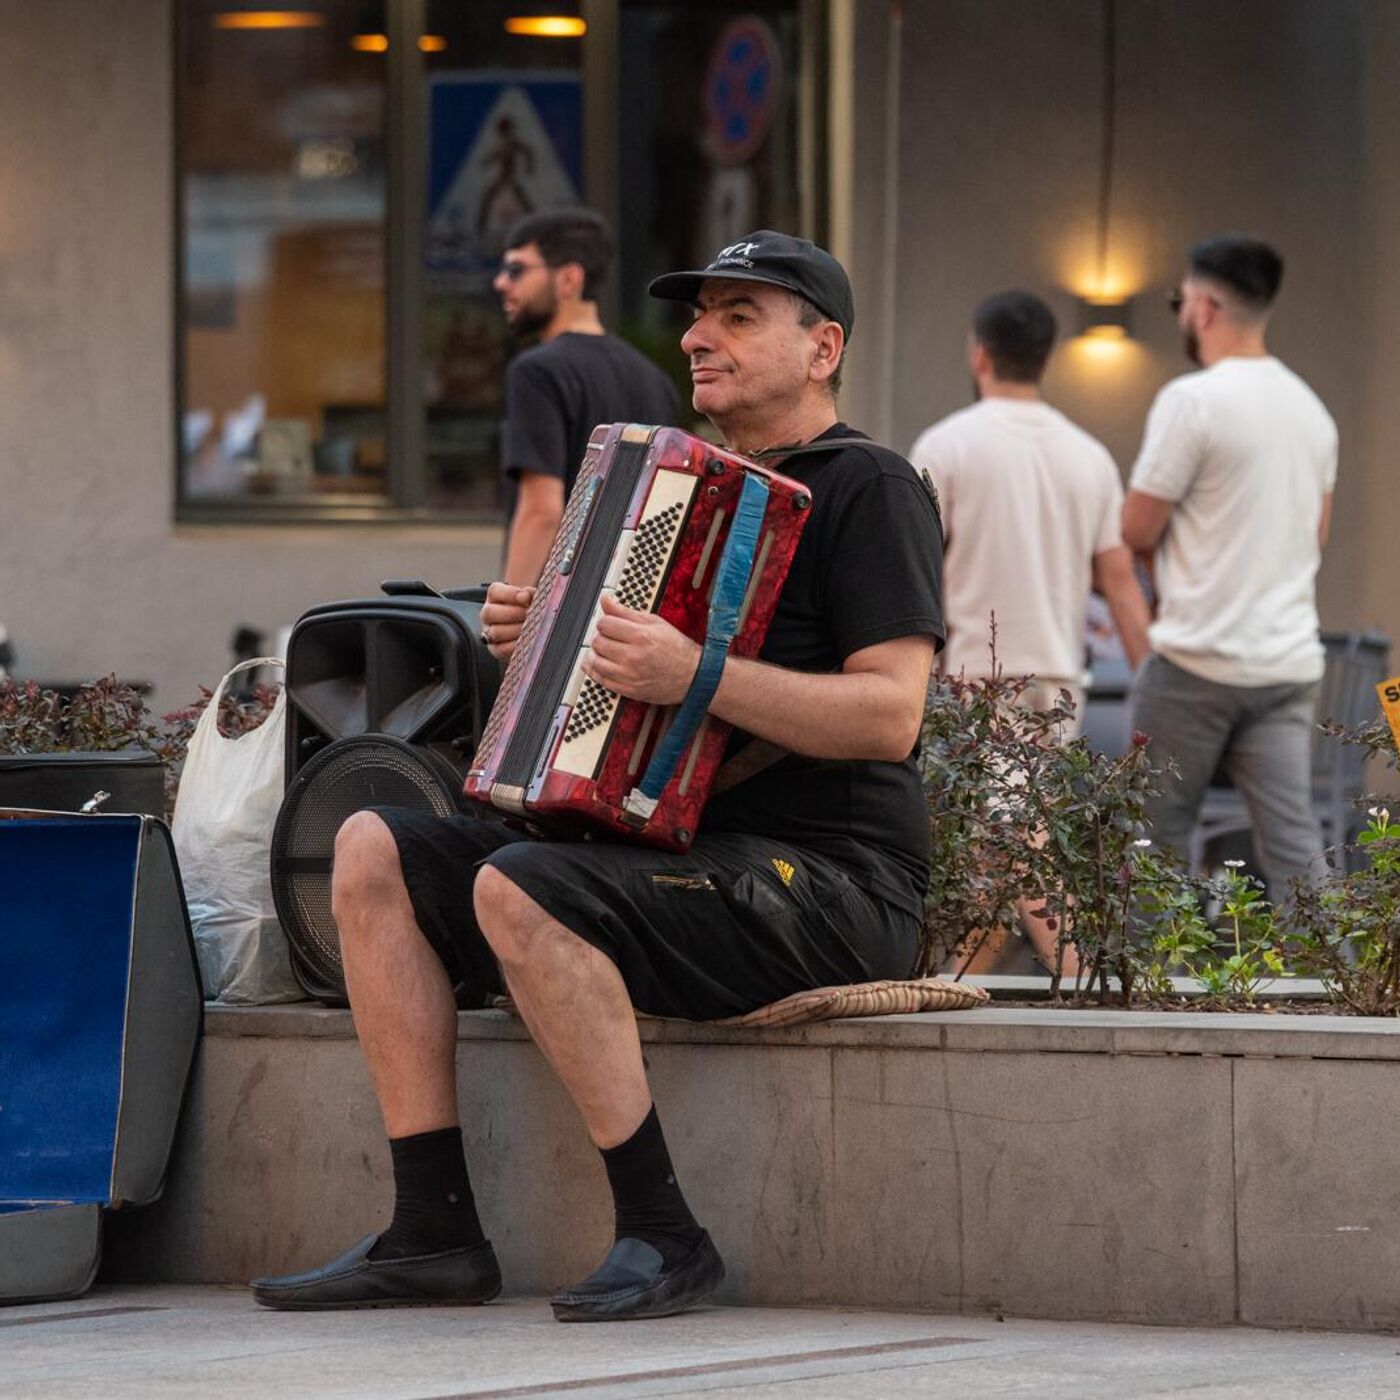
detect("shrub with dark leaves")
[0,673,280,819]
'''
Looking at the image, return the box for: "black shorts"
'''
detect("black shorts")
[372,808,919,1022]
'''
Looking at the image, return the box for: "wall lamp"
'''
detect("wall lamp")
[1077,295,1133,341]
[1073,0,1136,345]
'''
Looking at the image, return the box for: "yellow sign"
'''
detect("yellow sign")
[1378,675,1400,751]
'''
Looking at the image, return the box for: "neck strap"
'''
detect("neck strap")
[751,435,872,463]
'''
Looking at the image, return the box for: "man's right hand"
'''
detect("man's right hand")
[480,582,535,663]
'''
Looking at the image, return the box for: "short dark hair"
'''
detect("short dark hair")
[972,291,1057,383]
[793,293,844,395]
[1189,235,1284,311]
[504,208,613,300]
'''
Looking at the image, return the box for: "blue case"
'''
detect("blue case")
[0,811,202,1304]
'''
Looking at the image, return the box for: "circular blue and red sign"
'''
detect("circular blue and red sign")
[704,17,784,167]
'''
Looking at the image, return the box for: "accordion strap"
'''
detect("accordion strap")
[711,737,790,796]
[757,436,943,522]
[623,471,771,825]
[752,435,873,463]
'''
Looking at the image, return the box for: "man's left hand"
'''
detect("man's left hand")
[583,593,700,705]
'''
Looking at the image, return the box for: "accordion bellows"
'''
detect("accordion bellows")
[465,423,811,848]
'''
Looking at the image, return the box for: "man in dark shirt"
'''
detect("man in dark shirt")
[495,208,678,585]
[253,233,944,1322]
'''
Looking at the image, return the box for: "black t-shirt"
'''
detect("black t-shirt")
[501,332,679,508]
[700,424,946,917]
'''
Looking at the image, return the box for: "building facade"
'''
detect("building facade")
[1,0,1396,752]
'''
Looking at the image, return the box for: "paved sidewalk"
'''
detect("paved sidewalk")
[4,1286,1400,1399]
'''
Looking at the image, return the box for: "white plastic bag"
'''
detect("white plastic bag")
[172,658,303,1004]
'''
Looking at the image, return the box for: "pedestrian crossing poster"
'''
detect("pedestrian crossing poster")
[427,71,582,280]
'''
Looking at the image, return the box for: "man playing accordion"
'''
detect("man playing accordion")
[253,232,945,1322]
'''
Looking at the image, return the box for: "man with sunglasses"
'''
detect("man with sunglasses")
[1122,235,1338,898]
[493,209,678,586]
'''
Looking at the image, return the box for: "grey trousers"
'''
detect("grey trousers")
[1129,654,1322,899]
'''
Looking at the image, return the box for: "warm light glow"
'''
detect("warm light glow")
[214,11,327,29]
[350,33,448,51]
[1057,225,1146,305]
[504,16,587,38]
[1066,335,1134,364]
[1081,323,1128,341]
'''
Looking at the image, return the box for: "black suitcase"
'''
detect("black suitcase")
[0,750,165,818]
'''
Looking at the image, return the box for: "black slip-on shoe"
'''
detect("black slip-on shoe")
[550,1232,725,1322]
[251,1234,502,1311]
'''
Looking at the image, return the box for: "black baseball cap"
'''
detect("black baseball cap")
[648,230,854,339]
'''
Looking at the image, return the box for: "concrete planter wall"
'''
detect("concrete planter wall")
[103,1006,1400,1331]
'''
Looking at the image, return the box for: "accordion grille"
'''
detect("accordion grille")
[476,450,602,766]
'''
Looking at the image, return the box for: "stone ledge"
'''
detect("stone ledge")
[103,1003,1400,1331]
[207,1002,1400,1061]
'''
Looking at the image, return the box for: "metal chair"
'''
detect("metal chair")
[1191,631,1392,876]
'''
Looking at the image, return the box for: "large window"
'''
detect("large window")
[180,2,392,510]
[615,1,819,398]
[177,1,824,521]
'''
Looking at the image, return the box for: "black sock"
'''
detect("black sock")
[600,1105,704,1268]
[368,1127,486,1261]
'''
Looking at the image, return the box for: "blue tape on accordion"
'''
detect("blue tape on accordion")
[624,471,771,820]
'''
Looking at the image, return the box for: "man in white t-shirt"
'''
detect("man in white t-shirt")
[912,290,1149,717]
[911,290,1150,970]
[1123,236,1338,897]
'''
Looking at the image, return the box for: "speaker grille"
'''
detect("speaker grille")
[270,735,461,1004]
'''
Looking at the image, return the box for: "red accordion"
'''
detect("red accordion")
[464,423,812,849]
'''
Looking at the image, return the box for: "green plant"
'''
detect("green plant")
[918,640,1174,1000]
[918,656,1299,1007]
[1185,862,1283,1006]
[1122,844,1213,1000]
[918,668,1077,977]
[1283,806,1400,1014]
[1019,730,1160,1000]
[1117,847,1284,1005]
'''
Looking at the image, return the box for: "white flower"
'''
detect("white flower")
[1369,806,1390,821]
[1133,838,1153,848]
[1223,859,1246,869]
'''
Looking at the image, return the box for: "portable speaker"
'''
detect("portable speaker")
[271,735,465,1004]
[0,810,202,1304]
[284,581,498,785]
[272,582,499,1004]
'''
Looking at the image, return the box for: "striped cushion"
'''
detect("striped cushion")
[712,977,989,1027]
[491,977,989,1027]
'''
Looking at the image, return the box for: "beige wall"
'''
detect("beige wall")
[0,0,1394,723]
[1358,2,1400,692]
[886,0,1379,642]
[0,1,500,710]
